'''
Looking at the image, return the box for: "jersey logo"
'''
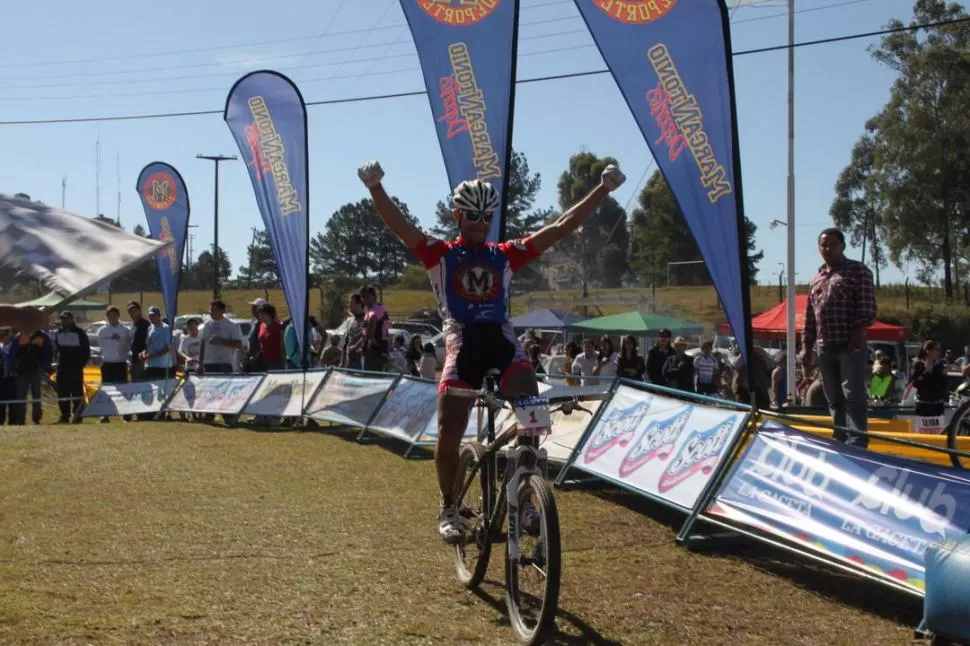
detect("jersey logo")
[453,262,501,302]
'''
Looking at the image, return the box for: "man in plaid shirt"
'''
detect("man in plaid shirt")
[800,228,876,448]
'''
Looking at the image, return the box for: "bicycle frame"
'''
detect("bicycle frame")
[454,375,548,562]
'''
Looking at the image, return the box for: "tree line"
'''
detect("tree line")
[232,149,763,294]
[2,150,763,300]
[831,0,970,299]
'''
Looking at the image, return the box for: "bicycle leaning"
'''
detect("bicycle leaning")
[445,370,603,645]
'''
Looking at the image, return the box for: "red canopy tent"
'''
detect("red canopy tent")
[718,295,908,342]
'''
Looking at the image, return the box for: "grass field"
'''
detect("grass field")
[81,283,938,334]
[0,420,922,644]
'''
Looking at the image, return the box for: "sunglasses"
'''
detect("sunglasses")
[459,210,494,224]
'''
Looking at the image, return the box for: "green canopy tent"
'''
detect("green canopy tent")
[568,311,704,337]
[16,291,106,313]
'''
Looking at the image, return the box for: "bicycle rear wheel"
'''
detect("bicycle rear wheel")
[946,399,970,469]
[453,442,497,588]
[506,474,561,645]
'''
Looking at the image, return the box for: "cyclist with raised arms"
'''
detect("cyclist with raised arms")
[358,160,626,543]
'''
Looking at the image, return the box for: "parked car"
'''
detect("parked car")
[391,321,441,340]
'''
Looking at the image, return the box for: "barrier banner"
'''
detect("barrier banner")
[571,384,747,510]
[136,162,190,321]
[572,1,750,360]
[398,0,519,242]
[708,420,970,594]
[538,375,608,462]
[167,374,264,414]
[418,400,481,445]
[370,377,439,442]
[305,371,395,427]
[243,370,329,418]
[81,379,178,418]
[225,71,309,361]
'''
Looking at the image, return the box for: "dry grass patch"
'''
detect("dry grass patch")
[0,423,919,644]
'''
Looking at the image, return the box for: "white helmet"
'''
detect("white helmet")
[452,179,500,213]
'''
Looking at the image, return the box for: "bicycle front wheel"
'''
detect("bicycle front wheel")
[946,399,970,469]
[505,474,561,645]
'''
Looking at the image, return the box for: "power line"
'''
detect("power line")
[0,19,585,86]
[732,0,873,25]
[0,41,596,101]
[2,15,966,126]
[0,0,579,74]
[0,0,869,90]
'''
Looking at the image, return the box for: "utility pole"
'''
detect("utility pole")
[95,137,101,217]
[247,226,258,289]
[116,152,121,226]
[196,154,237,299]
[186,224,199,270]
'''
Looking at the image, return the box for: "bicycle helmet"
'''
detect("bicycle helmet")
[452,179,500,214]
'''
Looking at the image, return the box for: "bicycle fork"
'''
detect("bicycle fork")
[505,443,547,566]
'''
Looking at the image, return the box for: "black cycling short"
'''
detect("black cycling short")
[441,322,529,393]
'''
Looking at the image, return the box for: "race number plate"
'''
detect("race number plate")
[513,396,551,436]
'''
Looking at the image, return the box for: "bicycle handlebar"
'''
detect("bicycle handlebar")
[443,386,608,409]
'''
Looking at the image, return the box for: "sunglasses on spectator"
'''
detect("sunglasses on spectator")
[460,210,494,224]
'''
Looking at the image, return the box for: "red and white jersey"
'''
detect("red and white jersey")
[411,236,540,325]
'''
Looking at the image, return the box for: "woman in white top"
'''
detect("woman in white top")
[593,336,618,378]
[419,342,438,380]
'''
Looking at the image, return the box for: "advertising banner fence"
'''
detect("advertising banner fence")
[706,420,970,595]
[563,383,748,511]
[304,371,396,428]
[167,374,264,415]
[368,377,439,443]
[81,379,178,418]
[243,370,329,418]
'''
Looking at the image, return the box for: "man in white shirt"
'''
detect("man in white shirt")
[97,306,133,422]
[200,300,243,375]
[200,299,243,423]
[571,338,600,386]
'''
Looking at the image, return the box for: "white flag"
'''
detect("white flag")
[0,193,169,302]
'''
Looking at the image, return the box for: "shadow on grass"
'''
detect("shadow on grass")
[471,579,623,645]
[586,486,687,534]
[697,539,923,627]
[577,482,922,629]
[261,420,437,460]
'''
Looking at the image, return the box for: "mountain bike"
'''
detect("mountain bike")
[446,371,603,645]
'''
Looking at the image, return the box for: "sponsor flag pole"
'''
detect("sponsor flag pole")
[398,0,519,243]
[224,70,310,370]
[572,0,754,377]
[136,162,191,322]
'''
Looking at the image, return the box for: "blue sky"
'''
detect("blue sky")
[0,0,921,287]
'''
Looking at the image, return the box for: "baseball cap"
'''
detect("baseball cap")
[673,336,688,346]
[147,306,161,316]
[59,310,74,319]
[249,297,267,306]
